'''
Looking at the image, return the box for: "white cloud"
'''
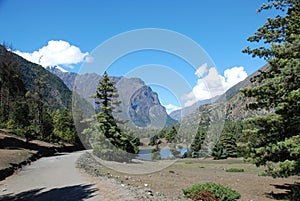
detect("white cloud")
[14,40,88,68]
[195,63,208,77]
[164,104,181,114]
[222,66,248,90]
[55,65,68,73]
[183,65,248,107]
[85,55,94,63]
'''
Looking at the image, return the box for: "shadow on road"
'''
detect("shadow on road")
[266,182,300,201]
[0,184,97,201]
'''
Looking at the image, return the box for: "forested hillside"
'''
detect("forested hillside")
[0,45,78,143]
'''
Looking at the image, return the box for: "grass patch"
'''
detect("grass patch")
[258,171,268,176]
[183,182,240,201]
[185,161,193,164]
[225,168,244,172]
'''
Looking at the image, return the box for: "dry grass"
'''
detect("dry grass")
[89,156,299,201]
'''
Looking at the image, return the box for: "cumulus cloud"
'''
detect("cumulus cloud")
[164,104,181,114]
[183,64,248,107]
[195,63,208,77]
[222,66,248,89]
[14,40,88,69]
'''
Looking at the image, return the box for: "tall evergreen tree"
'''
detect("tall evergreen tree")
[190,127,206,153]
[242,0,300,177]
[212,121,239,159]
[165,126,177,143]
[52,109,77,143]
[84,71,138,162]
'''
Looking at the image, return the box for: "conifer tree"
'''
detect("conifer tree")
[212,121,238,159]
[165,126,177,143]
[190,127,206,153]
[86,71,138,162]
[242,0,300,177]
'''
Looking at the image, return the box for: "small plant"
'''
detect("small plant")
[183,182,240,201]
[185,161,193,164]
[258,171,267,176]
[226,168,244,172]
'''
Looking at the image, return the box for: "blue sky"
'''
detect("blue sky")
[0,0,277,113]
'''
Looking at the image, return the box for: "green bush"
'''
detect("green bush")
[226,168,244,172]
[182,182,240,201]
[258,171,268,176]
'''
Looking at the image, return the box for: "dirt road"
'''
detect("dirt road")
[0,151,138,201]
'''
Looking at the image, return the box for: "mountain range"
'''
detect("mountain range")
[1,43,268,131]
[46,66,176,128]
[170,64,269,121]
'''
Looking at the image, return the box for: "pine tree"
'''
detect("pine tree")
[242,0,300,177]
[211,121,239,159]
[52,109,77,143]
[165,126,177,143]
[190,127,206,153]
[86,71,138,162]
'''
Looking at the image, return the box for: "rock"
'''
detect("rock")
[146,190,153,196]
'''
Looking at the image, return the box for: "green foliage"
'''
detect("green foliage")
[85,72,138,162]
[165,126,177,143]
[151,146,161,160]
[242,0,300,177]
[258,171,268,176]
[149,134,159,146]
[212,121,239,159]
[225,168,244,173]
[190,127,206,153]
[182,182,240,201]
[24,125,36,142]
[52,109,77,143]
[0,45,79,144]
[212,142,226,160]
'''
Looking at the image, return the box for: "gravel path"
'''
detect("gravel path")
[0,151,153,201]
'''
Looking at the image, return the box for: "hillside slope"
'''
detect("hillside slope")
[0,45,72,109]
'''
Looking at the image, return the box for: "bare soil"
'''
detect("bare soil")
[78,152,300,201]
[0,131,38,170]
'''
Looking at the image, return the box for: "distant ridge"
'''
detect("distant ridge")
[170,64,269,121]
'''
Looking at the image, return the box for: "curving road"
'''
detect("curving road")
[0,151,136,201]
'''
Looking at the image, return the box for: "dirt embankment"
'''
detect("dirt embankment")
[0,130,83,181]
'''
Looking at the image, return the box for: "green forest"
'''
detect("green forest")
[0,46,78,144]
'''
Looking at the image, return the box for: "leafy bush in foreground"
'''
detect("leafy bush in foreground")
[183,182,240,201]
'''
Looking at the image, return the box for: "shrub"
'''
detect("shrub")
[226,168,244,172]
[258,171,267,176]
[182,182,240,201]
